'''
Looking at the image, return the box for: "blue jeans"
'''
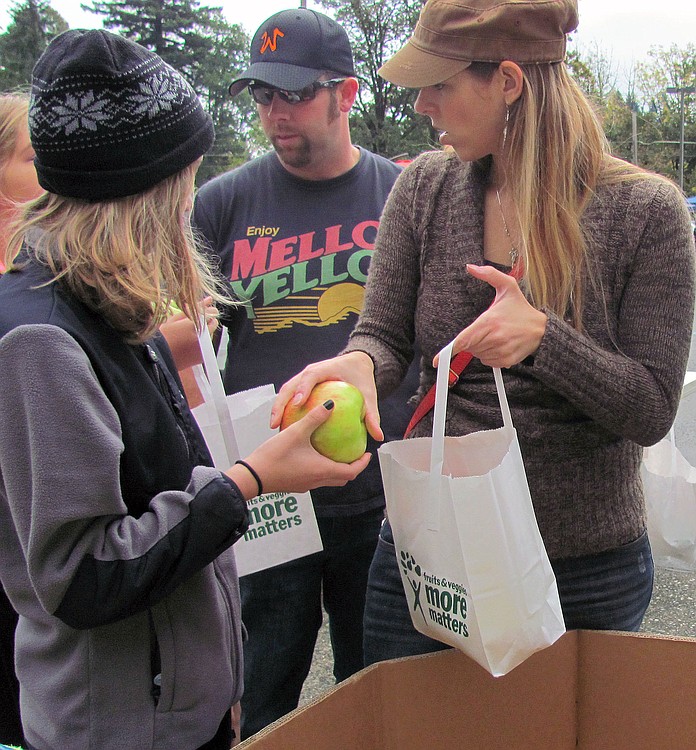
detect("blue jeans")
[363,518,654,667]
[239,506,383,739]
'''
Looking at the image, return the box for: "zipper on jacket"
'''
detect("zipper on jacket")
[143,344,192,462]
[148,609,162,705]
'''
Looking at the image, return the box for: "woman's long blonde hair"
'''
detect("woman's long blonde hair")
[502,62,654,329]
[5,161,226,342]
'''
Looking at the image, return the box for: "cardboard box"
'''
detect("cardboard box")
[237,630,696,749]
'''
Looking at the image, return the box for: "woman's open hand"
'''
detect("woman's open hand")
[434,264,547,369]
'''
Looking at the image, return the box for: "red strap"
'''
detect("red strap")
[403,263,523,439]
[403,350,473,437]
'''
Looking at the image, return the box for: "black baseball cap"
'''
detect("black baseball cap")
[228,7,356,97]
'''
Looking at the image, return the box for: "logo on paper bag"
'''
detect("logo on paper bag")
[399,550,469,638]
[243,493,303,540]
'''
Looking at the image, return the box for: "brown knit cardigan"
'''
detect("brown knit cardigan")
[345,150,696,560]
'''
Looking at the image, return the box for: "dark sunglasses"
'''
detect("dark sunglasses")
[248,78,346,105]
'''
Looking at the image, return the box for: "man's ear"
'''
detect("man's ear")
[338,77,359,111]
[498,60,524,105]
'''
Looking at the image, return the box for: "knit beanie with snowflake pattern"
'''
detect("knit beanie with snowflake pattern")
[29,29,214,201]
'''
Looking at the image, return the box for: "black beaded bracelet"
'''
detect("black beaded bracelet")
[235,460,264,497]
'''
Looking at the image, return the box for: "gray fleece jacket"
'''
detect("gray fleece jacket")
[0,258,248,750]
[345,150,696,559]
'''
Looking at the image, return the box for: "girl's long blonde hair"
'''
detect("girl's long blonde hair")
[0,93,30,195]
[0,93,33,268]
[5,161,226,343]
[502,62,657,328]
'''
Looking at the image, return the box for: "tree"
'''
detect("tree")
[565,46,595,94]
[569,40,619,104]
[633,45,696,193]
[0,0,67,90]
[85,0,214,82]
[601,89,636,164]
[567,44,636,165]
[566,41,696,193]
[82,0,255,182]
[318,0,437,159]
[193,9,256,180]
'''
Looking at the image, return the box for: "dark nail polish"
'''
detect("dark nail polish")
[323,399,335,410]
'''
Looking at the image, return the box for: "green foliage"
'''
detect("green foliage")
[632,45,696,192]
[572,41,696,193]
[187,10,256,181]
[85,0,215,81]
[566,47,594,92]
[0,0,67,90]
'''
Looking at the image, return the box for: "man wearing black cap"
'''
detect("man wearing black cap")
[193,6,418,740]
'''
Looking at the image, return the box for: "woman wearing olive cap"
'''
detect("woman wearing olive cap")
[272,0,696,664]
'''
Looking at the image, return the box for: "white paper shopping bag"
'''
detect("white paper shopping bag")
[378,341,565,676]
[643,430,696,571]
[190,320,322,576]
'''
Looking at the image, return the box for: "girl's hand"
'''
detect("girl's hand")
[270,352,383,442]
[434,264,547,369]
[227,400,372,499]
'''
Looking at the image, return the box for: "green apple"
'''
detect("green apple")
[280,380,367,463]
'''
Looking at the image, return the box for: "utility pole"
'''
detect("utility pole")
[666,86,696,191]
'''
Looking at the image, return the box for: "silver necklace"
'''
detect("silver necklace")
[495,188,519,266]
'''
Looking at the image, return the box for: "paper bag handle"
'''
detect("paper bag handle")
[431,342,513,476]
[427,342,514,530]
[197,315,240,464]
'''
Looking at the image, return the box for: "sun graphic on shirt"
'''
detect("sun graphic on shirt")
[251,283,365,334]
[317,283,364,323]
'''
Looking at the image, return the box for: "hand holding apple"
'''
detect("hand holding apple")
[229,399,371,499]
[280,381,368,463]
[271,352,383,444]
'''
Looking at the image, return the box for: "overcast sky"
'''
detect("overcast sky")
[2,0,695,88]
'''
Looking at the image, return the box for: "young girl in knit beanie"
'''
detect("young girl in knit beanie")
[0,30,370,750]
